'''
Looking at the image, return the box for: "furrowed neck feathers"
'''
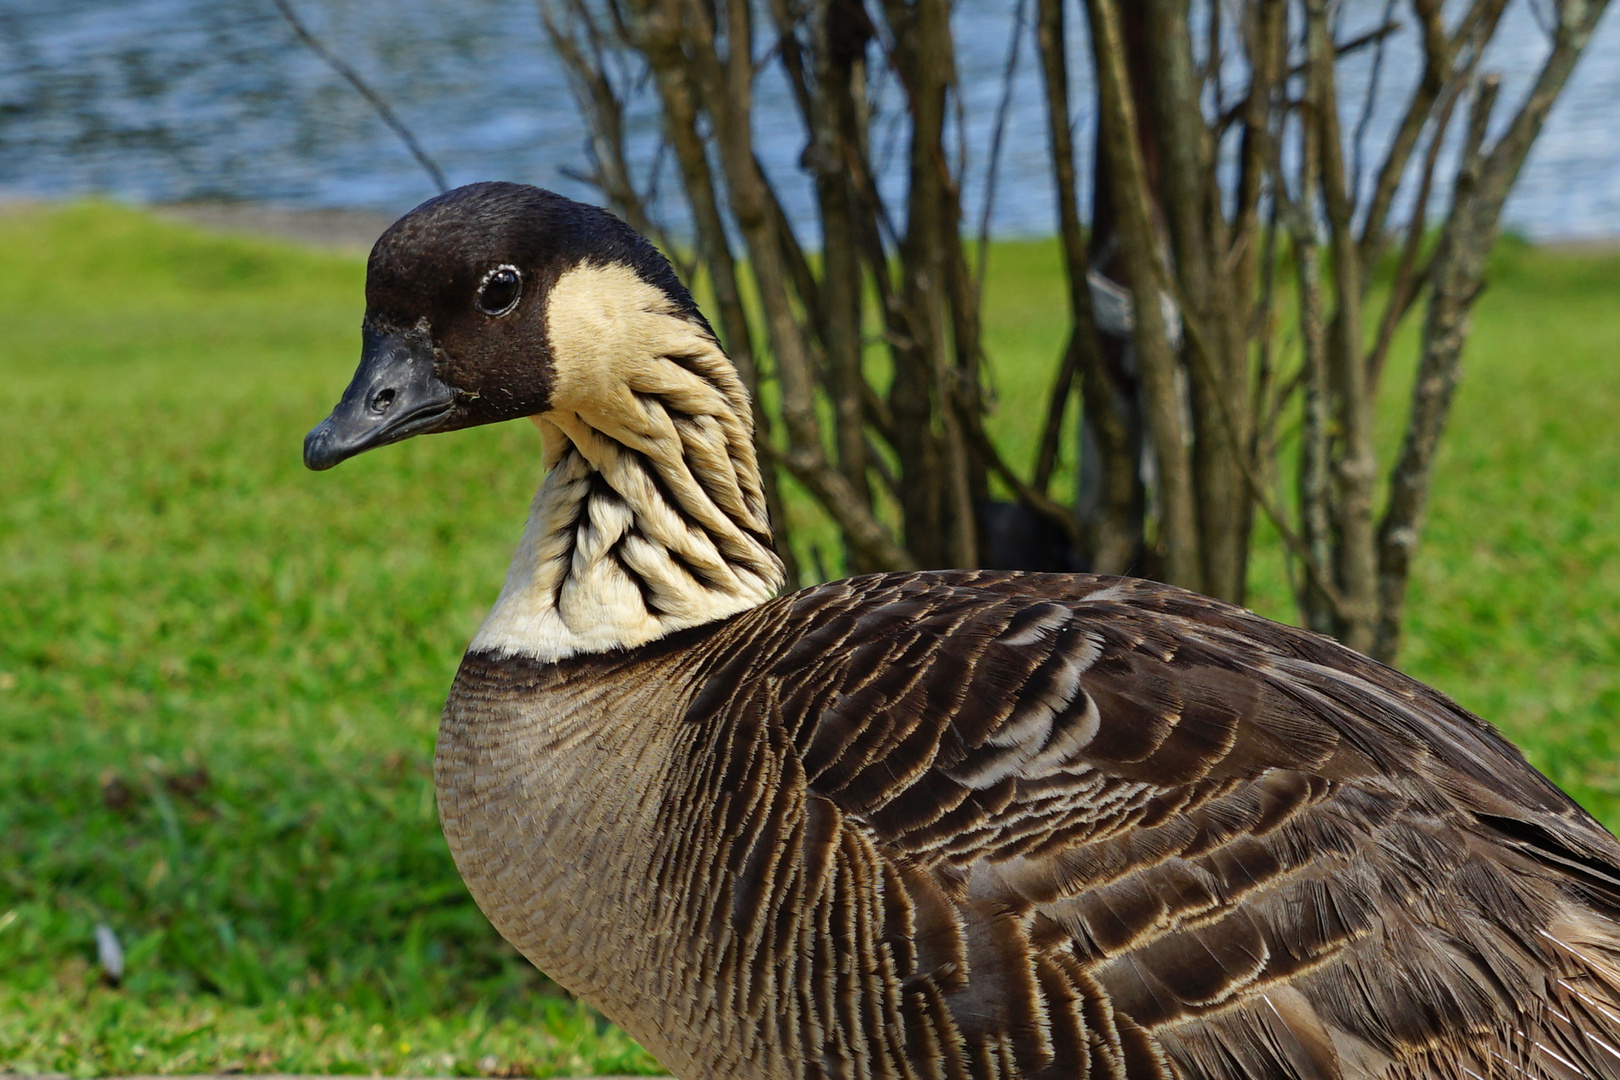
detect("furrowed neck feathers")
[470,261,785,662]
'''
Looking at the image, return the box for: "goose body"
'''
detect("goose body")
[306,182,1620,1080]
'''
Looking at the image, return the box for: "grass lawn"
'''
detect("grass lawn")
[1,202,1617,1076]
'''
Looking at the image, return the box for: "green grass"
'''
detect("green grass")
[1,202,1618,1075]
[0,203,659,1077]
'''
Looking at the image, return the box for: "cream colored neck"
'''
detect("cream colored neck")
[469,264,784,662]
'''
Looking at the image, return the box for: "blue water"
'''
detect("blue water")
[2,0,1617,239]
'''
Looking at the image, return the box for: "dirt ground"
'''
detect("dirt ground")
[153,202,398,254]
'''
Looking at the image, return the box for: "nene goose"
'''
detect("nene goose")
[305,181,1620,1080]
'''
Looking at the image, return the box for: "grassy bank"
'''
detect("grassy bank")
[1,202,1617,1075]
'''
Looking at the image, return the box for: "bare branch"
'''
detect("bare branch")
[759,155,824,331]
[1332,14,1405,61]
[541,0,654,236]
[1229,0,1285,319]
[1137,0,1257,602]
[272,0,447,194]
[1306,0,1378,652]
[1349,0,1401,218]
[1204,0,1223,118]
[552,0,1608,642]
[1356,0,1451,262]
[974,0,1029,294]
[877,0,976,567]
[763,0,815,124]
[1249,189,1284,459]
[770,443,919,571]
[1085,0,1201,591]
[1375,75,1499,659]
[1296,254,1338,634]
[1031,0,1109,507]
[1032,337,1080,494]
[628,0,803,582]
[1285,79,1338,635]
[1365,75,1467,392]
[1187,296,1351,620]
[1358,0,1511,267]
[1214,12,1403,141]
[1376,0,1610,660]
[958,406,1085,551]
[683,0,910,570]
[799,0,878,564]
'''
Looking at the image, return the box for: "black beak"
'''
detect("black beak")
[304,327,458,471]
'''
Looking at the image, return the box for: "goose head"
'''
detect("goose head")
[304,181,712,470]
[306,182,782,657]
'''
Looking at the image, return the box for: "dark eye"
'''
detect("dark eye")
[477,266,522,315]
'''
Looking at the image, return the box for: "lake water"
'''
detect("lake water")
[2,0,1617,240]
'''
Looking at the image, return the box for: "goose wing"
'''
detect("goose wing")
[683,571,1620,1080]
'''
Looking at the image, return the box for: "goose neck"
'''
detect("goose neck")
[469,359,784,663]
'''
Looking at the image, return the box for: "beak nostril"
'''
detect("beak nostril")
[371,388,397,413]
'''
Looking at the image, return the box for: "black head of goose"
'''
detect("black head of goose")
[306,181,1620,1080]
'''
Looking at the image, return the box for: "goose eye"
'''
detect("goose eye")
[476,266,522,315]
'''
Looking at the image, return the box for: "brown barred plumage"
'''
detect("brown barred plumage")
[308,183,1620,1080]
[439,573,1620,1080]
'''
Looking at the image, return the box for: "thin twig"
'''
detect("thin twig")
[1085,0,1201,590]
[271,0,447,194]
[765,0,815,123]
[1349,0,1400,217]
[1187,322,1349,616]
[1212,15,1402,138]
[683,0,912,571]
[1285,76,1339,634]
[1365,75,1466,391]
[1249,189,1283,459]
[1031,0,1106,497]
[543,0,654,236]
[627,0,800,583]
[974,0,1029,294]
[955,402,1085,550]
[1307,0,1378,653]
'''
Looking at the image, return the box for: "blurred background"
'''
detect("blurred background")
[5,0,1620,234]
[3,1,1619,1077]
